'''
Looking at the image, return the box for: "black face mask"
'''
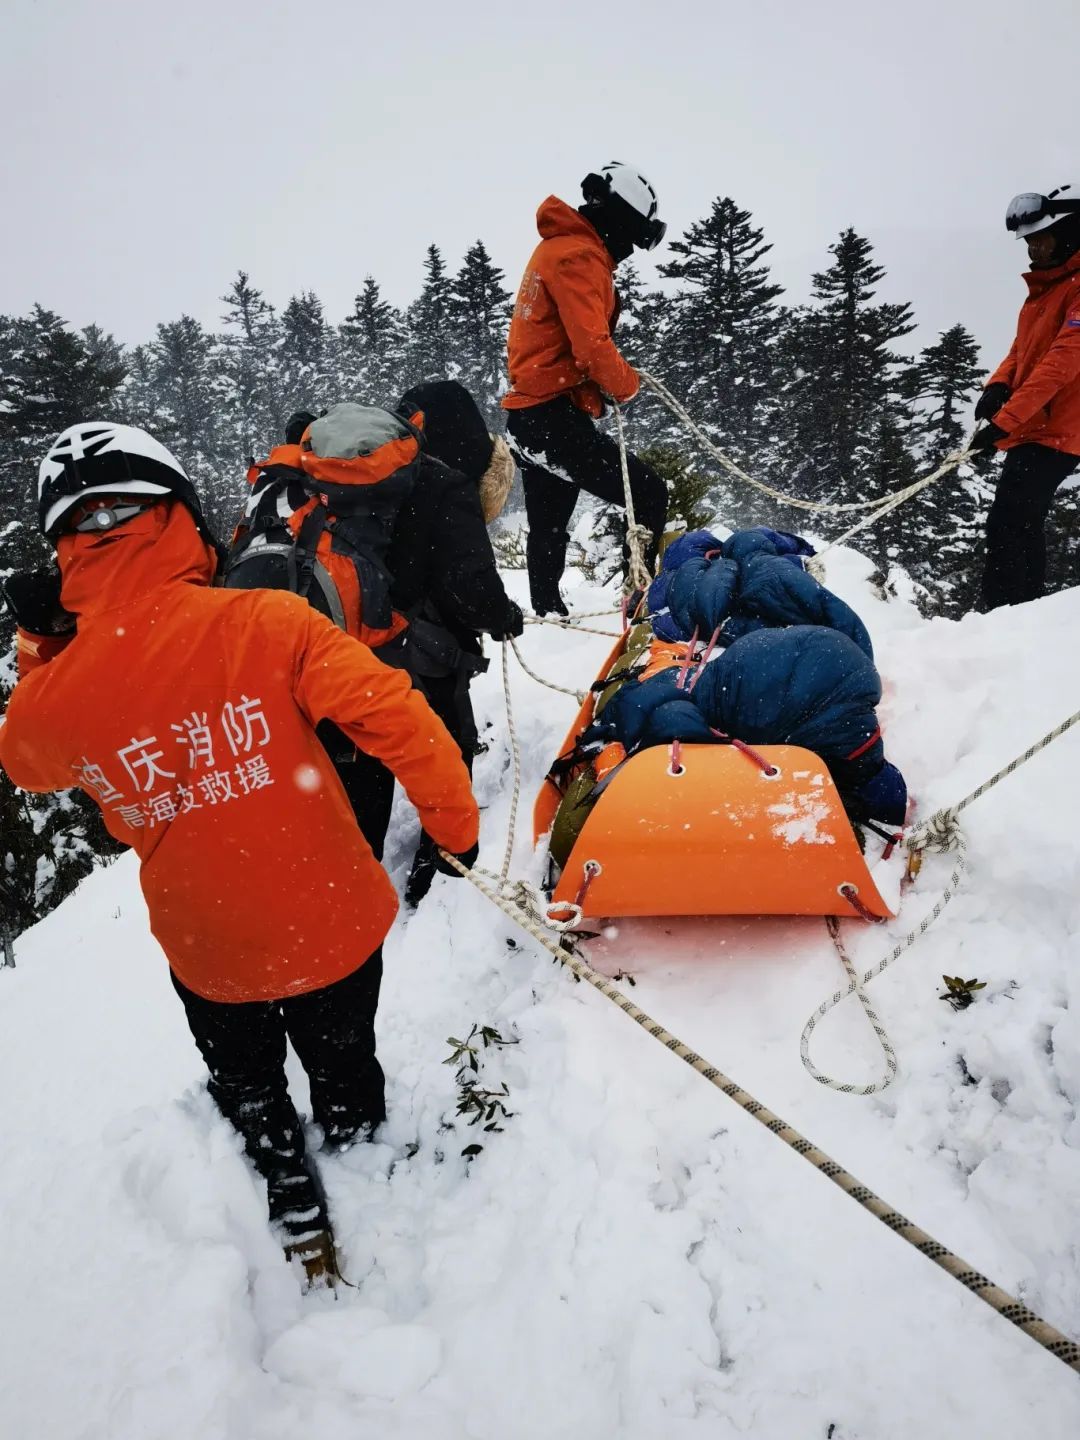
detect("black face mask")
[578,203,635,265]
[1050,215,1080,265]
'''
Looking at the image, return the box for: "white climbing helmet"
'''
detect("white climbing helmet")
[581,162,667,250]
[1005,184,1080,238]
[38,421,211,540]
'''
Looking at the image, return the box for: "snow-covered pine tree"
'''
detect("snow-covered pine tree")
[655,197,785,529]
[143,316,234,531]
[339,276,406,408]
[881,323,990,613]
[449,240,512,425]
[278,290,337,421]
[0,306,127,586]
[216,271,282,472]
[404,244,455,388]
[0,308,128,935]
[607,261,667,450]
[771,230,916,519]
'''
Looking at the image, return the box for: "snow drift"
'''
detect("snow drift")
[2,549,1079,1439]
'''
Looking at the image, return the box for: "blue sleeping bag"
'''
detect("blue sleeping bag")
[591,625,906,826]
[648,527,871,658]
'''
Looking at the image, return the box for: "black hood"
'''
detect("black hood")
[398,380,494,484]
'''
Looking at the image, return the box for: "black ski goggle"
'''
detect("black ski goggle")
[1005,191,1080,232]
[639,216,668,252]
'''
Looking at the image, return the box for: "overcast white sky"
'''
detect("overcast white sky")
[2,0,1077,372]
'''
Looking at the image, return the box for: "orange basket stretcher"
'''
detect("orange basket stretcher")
[533,631,894,922]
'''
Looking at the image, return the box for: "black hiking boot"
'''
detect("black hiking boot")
[404,834,439,909]
[283,1226,342,1290]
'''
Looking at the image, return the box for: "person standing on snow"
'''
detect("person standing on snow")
[972,184,1080,609]
[390,379,523,905]
[503,163,670,616]
[0,422,479,1285]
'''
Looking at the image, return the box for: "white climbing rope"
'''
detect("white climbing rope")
[497,641,523,892]
[800,704,1080,1094]
[612,399,655,595]
[507,635,587,704]
[523,616,623,638]
[640,368,975,523]
[801,818,967,1094]
[437,846,1080,1375]
[812,441,976,561]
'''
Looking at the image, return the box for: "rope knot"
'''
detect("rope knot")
[909,808,962,855]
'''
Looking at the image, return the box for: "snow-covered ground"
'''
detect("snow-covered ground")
[2,548,1079,1439]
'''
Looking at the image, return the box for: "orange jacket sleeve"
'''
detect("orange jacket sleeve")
[995,312,1080,434]
[0,675,70,793]
[548,251,640,403]
[291,609,479,855]
[15,627,74,681]
[986,337,1018,391]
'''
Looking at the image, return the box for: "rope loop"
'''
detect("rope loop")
[909,807,963,856]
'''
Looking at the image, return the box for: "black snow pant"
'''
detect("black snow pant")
[403,671,477,908]
[506,397,668,612]
[331,740,396,862]
[172,953,385,1241]
[980,442,1080,610]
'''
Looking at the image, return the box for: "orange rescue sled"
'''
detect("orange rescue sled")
[534,631,894,922]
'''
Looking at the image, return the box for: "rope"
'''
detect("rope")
[640,369,974,521]
[801,705,1080,1094]
[438,849,1080,1376]
[497,641,523,892]
[506,636,587,704]
[612,400,654,595]
[813,440,976,560]
[528,608,622,623]
[800,822,966,1094]
[523,616,623,638]
[919,707,1080,823]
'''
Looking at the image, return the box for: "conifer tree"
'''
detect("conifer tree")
[145,316,232,527]
[339,276,405,406]
[913,323,984,465]
[658,198,784,465]
[0,307,127,581]
[450,240,512,423]
[875,324,987,610]
[773,229,916,511]
[609,261,667,450]
[217,271,281,468]
[0,308,128,933]
[278,290,336,417]
[405,244,454,386]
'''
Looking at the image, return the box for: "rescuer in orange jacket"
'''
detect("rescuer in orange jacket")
[503,163,670,615]
[0,421,480,1283]
[972,185,1080,608]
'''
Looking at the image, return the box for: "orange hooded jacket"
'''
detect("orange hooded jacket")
[987,248,1080,455]
[0,502,478,1003]
[503,196,639,418]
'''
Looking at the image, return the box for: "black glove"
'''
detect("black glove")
[970,422,1007,454]
[495,601,524,640]
[435,842,479,878]
[974,383,1011,422]
[1,568,75,636]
